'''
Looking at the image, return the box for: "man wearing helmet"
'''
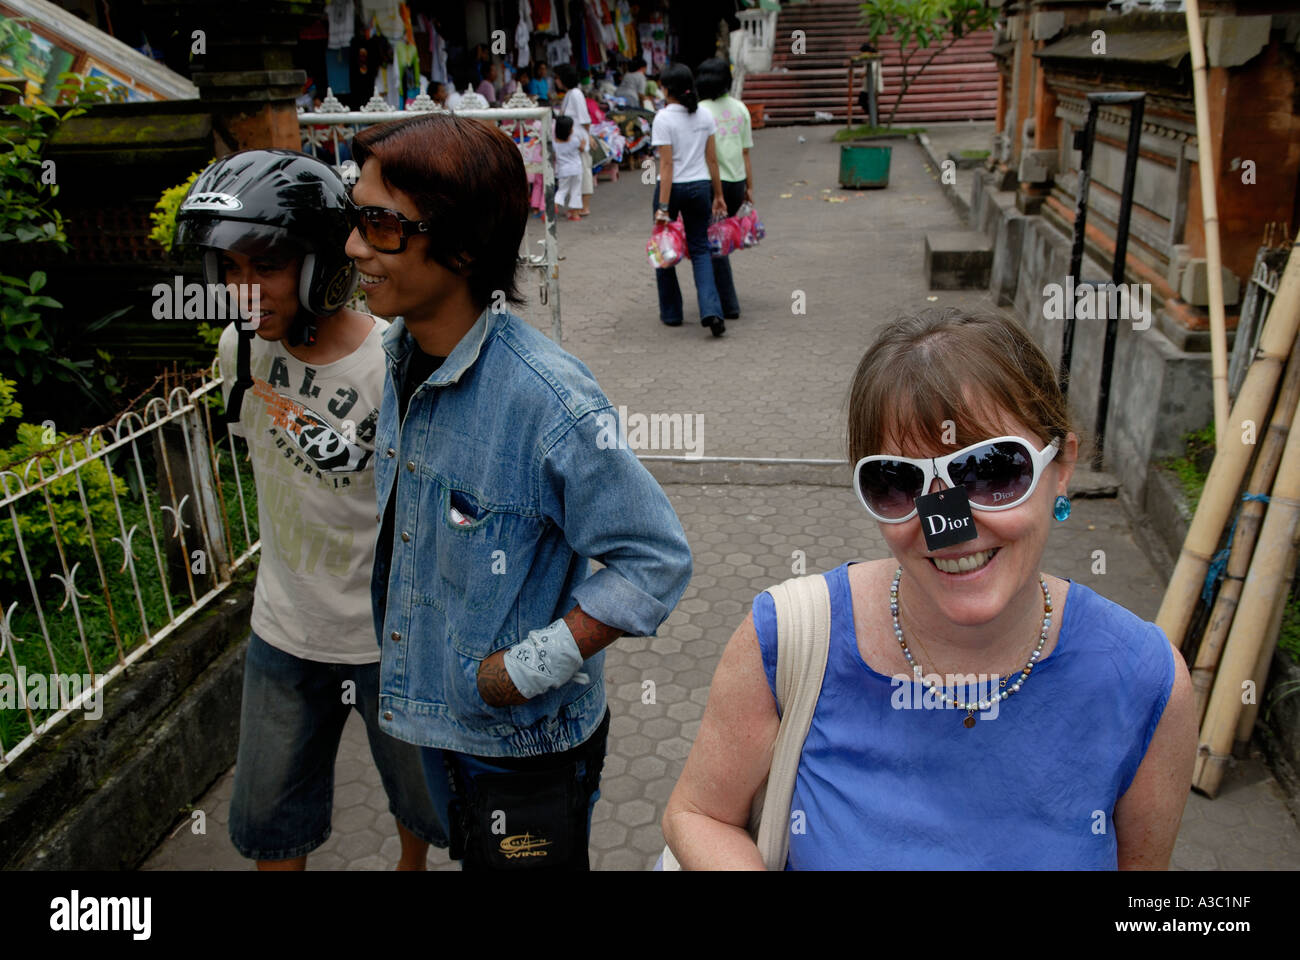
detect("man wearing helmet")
[175,150,445,871]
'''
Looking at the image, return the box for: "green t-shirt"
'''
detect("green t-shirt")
[700,96,754,183]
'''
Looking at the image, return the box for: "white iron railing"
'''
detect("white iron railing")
[736,8,779,73]
[298,90,563,344]
[0,369,258,770]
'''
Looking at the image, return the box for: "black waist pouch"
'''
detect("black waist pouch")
[446,710,609,872]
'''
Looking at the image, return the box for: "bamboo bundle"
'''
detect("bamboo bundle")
[1194,389,1300,797]
[1189,338,1300,723]
[1233,538,1298,754]
[1183,0,1231,442]
[1156,239,1300,648]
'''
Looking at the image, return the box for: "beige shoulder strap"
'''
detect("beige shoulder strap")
[660,572,833,872]
[750,573,833,870]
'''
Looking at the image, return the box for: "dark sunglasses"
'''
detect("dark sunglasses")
[345,195,431,254]
[853,435,1061,523]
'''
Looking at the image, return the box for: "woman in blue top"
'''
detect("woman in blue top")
[663,309,1196,869]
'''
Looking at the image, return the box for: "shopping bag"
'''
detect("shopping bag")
[736,201,764,247]
[708,212,745,258]
[647,216,687,269]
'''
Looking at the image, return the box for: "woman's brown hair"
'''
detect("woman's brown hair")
[351,113,529,308]
[847,309,1075,461]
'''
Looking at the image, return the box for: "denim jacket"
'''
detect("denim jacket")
[372,307,693,757]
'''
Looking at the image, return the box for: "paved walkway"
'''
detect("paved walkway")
[144,125,1300,871]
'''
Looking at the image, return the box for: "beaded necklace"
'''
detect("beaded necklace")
[890,566,1052,728]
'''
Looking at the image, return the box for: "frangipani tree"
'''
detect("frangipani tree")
[859,0,999,128]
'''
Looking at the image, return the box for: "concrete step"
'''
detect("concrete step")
[925,231,994,290]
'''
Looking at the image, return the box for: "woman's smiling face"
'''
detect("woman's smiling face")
[874,406,1077,629]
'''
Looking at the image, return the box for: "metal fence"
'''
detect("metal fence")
[298,89,563,343]
[0,368,257,770]
[1229,238,1289,401]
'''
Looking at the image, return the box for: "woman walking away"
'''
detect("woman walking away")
[697,58,753,322]
[663,309,1196,868]
[651,63,727,336]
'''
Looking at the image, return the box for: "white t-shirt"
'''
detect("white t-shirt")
[652,103,717,184]
[561,86,591,126]
[218,317,389,663]
[555,128,587,178]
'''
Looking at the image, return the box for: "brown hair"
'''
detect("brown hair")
[846,309,1074,461]
[351,113,528,307]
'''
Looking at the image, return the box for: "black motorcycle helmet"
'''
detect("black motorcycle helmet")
[174,149,357,422]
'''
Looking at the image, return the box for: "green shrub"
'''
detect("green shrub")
[148,166,207,253]
[0,73,128,408]
[0,377,125,588]
[1280,591,1300,666]
[1162,423,1215,513]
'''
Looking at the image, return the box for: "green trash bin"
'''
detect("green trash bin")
[839,143,891,189]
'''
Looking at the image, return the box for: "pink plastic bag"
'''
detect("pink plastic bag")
[736,201,764,247]
[707,215,743,258]
[647,217,687,269]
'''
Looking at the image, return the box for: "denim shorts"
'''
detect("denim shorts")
[229,633,448,861]
[419,708,610,871]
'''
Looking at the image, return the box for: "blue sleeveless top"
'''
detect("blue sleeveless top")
[752,562,1175,870]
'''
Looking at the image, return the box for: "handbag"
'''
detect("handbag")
[659,572,832,870]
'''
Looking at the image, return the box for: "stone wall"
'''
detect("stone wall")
[974,168,1214,507]
[0,572,253,870]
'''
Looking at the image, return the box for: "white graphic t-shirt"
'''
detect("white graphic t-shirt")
[218,318,388,663]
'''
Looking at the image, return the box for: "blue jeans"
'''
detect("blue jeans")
[229,633,448,861]
[653,180,723,324]
[710,179,746,317]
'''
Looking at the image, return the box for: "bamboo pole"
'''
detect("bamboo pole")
[1233,537,1298,754]
[1189,337,1300,722]
[1183,0,1231,443]
[1156,239,1300,648]
[1194,390,1300,796]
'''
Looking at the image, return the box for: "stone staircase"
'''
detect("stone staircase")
[740,0,999,126]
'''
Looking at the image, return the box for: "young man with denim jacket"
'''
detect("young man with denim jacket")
[345,113,693,870]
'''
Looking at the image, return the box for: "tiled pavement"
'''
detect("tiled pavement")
[144,124,1300,870]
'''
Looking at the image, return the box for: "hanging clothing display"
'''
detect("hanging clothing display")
[397,41,420,102]
[532,0,556,34]
[328,0,355,48]
[326,46,351,95]
[363,0,405,41]
[417,14,449,84]
[582,0,604,67]
[547,36,572,66]
[516,0,532,68]
[614,0,635,57]
[596,0,616,53]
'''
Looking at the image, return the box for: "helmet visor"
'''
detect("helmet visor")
[172,218,308,260]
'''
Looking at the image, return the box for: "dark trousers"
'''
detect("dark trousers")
[653,179,723,324]
[711,179,746,318]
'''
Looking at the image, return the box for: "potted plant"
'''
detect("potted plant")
[839,0,998,188]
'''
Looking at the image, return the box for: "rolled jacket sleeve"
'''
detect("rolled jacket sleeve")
[539,407,693,637]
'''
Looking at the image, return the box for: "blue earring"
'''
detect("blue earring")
[1053,495,1071,522]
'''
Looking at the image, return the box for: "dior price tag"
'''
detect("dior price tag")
[915,486,978,552]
